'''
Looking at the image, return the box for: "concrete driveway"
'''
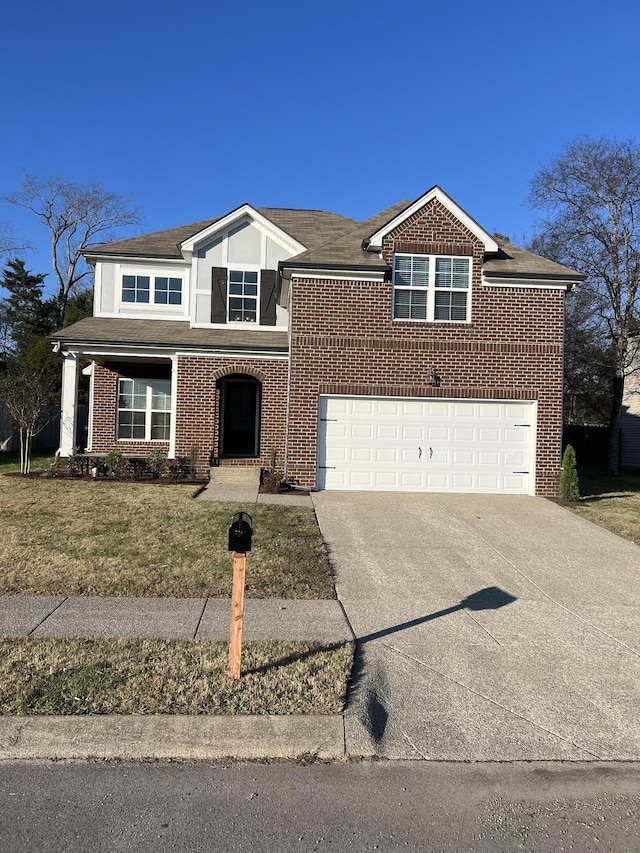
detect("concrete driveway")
[312,492,640,760]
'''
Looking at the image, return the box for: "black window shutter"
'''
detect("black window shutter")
[260,269,277,326]
[211,267,227,324]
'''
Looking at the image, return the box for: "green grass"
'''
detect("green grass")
[567,468,640,548]
[0,638,354,715]
[0,450,55,475]
[0,475,335,598]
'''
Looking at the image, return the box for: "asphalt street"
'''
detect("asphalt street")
[0,760,639,852]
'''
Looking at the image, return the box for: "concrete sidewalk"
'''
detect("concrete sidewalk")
[0,481,350,762]
[0,593,353,761]
[0,595,353,642]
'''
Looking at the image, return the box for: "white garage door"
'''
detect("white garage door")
[317,396,536,494]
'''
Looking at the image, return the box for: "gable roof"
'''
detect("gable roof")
[279,201,413,271]
[86,208,357,260]
[84,192,584,284]
[483,239,586,282]
[365,186,499,253]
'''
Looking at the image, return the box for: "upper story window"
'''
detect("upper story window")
[393,254,471,322]
[121,275,182,306]
[155,276,182,305]
[228,270,258,322]
[122,275,150,304]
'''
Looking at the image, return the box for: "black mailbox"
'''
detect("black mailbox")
[228,511,253,552]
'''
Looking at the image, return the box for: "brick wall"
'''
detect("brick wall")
[91,357,288,476]
[174,357,288,473]
[286,199,565,495]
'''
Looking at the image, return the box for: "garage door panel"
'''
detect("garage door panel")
[377,424,400,440]
[377,400,400,416]
[402,424,423,440]
[352,424,373,440]
[428,426,449,440]
[318,396,535,494]
[375,448,399,463]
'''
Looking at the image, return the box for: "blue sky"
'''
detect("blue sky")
[2,0,640,296]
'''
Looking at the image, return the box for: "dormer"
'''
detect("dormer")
[184,204,306,330]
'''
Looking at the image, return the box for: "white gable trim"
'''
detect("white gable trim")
[483,275,573,291]
[365,186,499,254]
[288,269,386,283]
[180,204,307,259]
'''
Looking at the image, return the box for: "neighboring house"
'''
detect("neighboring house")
[621,365,640,468]
[50,186,584,495]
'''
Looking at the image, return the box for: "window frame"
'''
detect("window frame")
[116,378,172,442]
[120,273,183,307]
[392,253,472,323]
[227,267,260,323]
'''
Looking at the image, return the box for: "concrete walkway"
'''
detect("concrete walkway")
[0,595,352,643]
[312,492,640,762]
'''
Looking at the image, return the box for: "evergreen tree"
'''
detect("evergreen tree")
[0,259,56,361]
[559,445,580,502]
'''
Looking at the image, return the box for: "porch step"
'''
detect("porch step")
[208,466,261,486]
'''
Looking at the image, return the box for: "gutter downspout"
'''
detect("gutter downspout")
[283,270,293,480]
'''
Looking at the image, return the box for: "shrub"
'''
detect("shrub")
[104,449,123,478]
[559,444,580,502]
[67,446,84,477]
[146,448,167,479]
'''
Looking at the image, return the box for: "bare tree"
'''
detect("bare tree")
[528,136,640,475]
[3,175,142,328]
[0,368,57,473]
[0,222,31,259]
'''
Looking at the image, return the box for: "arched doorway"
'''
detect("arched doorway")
[219,375,261,457]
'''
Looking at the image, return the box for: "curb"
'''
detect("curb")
[0,714,346,761]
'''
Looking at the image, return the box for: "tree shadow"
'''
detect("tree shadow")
[357,585,517,644]
[242,586,517,690]
[345,585,517,744]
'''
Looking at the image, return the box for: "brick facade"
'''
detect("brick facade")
[286,199,565,495]
[91,356,288,476]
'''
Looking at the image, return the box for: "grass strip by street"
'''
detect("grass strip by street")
[0,476,335,598]
[0,637,354,715]
[567,469,640,548]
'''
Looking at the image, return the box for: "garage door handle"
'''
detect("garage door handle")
[429,447,433,458]
[418,446,422,459]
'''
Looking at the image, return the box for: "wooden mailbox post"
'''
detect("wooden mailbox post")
[227,512,252,680]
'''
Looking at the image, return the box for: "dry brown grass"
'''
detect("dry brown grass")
[0,637,354,715]
[0,476,335,598]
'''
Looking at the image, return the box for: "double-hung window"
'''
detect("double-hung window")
[228,270,258,322]
[117,379,171,441]
[121,275,182,306]
[393,254,471,322]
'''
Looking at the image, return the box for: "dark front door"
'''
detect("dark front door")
[221,380,260,456]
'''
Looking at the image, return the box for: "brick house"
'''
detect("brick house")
[50,186,583,495]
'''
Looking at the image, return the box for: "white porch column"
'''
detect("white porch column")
[169,355,178,459]
[59,351,79,456]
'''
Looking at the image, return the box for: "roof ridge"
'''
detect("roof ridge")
[285,200,412,264]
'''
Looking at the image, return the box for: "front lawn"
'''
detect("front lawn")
[0,637,353,715]
[567,469,640,548]
[0,474,335,598]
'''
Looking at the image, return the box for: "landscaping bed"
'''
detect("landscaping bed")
[0,637,354,715]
